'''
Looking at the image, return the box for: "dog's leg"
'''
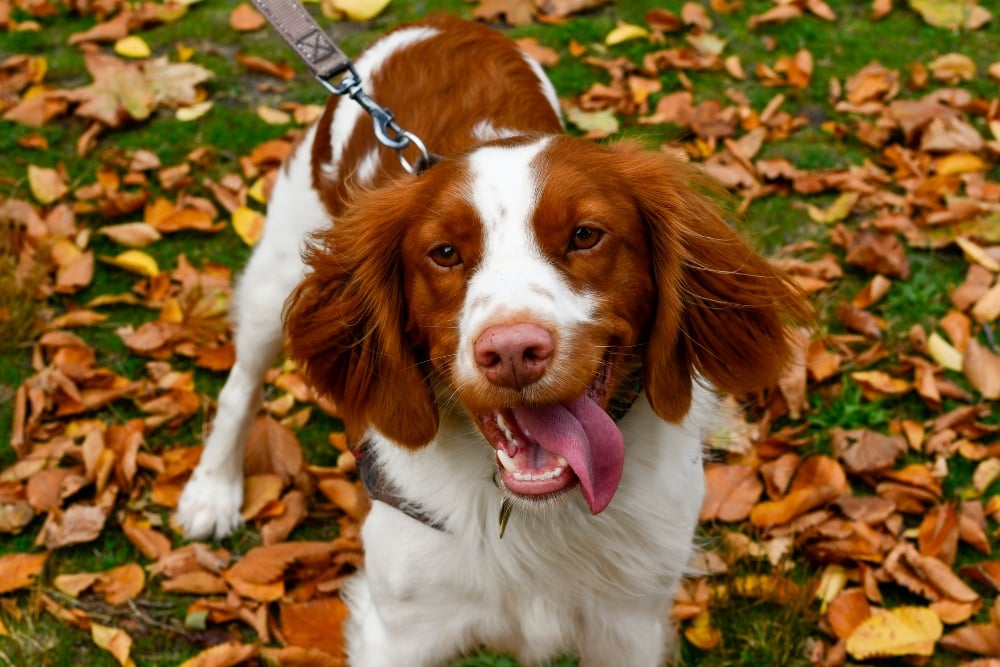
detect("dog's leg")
[177,130,328,540]
[577,606,668,667]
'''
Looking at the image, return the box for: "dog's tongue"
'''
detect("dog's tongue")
[510,397,624,514]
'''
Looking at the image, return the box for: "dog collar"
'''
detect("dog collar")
[353,439,449,533]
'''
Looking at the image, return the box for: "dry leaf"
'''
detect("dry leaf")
[963,339,1000,399]
[178,642,258,667]
[281,597,349,656]
[101,250,160,277]
[605,22,649,46]
[700,464,763,522]
[229,3,266,31]
[232,206,264,246]
[114,36,152,59]
[846,606,942,659]
[0,552,47,594]
[98,222,162,248]
[91,623,134,667]
[28,164,68,204]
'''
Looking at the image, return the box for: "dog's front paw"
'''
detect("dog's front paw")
[176,469,244,540]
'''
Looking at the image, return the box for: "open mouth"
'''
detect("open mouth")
[475,363,625,515]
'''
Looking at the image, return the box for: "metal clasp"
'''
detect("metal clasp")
[318,65,433,175]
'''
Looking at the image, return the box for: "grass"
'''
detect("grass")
[1,0,998,664]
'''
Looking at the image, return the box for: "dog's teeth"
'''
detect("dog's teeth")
[511,466,565,482]
[556,455,568,467]
[497,449,518,472]
[496,414,515,443]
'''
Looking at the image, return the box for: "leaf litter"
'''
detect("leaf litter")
[1,0,999,665]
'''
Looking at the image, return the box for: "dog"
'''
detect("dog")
[177,14,809,666]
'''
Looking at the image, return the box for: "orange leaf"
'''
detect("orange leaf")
[229,3,266,31]
[963,339,1000,400]
[178,642,258,667]
[0,552,48,594]
[93,563,145,605]
[700,464,763,522]
[281,597,348,656]
[827,588,872,639]
[90,622,134,667]
[749,486,840,527]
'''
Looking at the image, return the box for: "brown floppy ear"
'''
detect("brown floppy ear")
[617,147,812,422]
[283,186,438,448]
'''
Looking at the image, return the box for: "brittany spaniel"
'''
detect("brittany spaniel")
[177,14,809,666]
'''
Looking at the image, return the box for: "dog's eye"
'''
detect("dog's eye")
[429,244,462,267]
[570,225,603,251]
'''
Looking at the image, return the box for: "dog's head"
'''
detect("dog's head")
[285,136,811,513]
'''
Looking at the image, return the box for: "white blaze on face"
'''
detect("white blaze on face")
[454,138,596,386]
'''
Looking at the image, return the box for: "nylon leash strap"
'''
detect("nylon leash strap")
[249,0,434,174]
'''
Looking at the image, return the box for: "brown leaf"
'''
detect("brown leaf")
[37,501,109,549]
[121,514,171,560]
[836,303,884,339]
[471,0,536,25]
[963,339,1000,399]
[0,552,47,593]
[261,646,346,667]
[234,53,296,81]
[750,485,840,527]
[92,563,144,605]
[222,542,335,601]
[700,464,763,522]
[261,490,307,546]
[845,230,910,278]
[241,474,284,521]
[245,415,303,482]
[536,0,608,19]
[827,588,871,639]
[940,623,1000,656]
[178,642,258,667]
[515,38,559,67]
[917,504,959,564]
[317,479,368,521]
[281,597,348,656]
[229,3,266,31]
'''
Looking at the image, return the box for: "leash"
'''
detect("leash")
[249,0,434,175]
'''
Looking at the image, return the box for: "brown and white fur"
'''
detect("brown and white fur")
[177,15,809,667]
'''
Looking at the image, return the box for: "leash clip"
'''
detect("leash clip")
[318,64,433,175]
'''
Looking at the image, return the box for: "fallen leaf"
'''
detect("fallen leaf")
[232,206,264,246]
[963,339,1000,399]
[90,623,134,667]
[605,22,649,46]
[281,597,348,656]
[909,0,992,30]
[98,222,162,248]
[28,164,68,204]
[845,606,942,659]
[114,36,152,59]
[229,3,266,31]
[927,332,963,371]
[324,0,392,21]
[700,464,763,522]
[101,250,160,277]
[0,552,47,594]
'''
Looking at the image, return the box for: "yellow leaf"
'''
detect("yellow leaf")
[973,458,1000,495]
[232,206,265,246]
[91,623,136,667]
[815,563,847,614]
[605,22,649,46]
[927,332,963,371]
[564,106,620,136]
[909,0,992,30]
[175,43,195,63]
[27,164,68,204]
[247,177,268,204]
[936,152,987,176]
[955,236,1000,272]
[684,609,721,649]
[327,0,391,21]
[101,250,160,277]
[846,606,941,659]
[114,36,152,59]
[256,105,292,125]
[806,191,859,223]
[963,339,1000,399]
[176,101,213,122]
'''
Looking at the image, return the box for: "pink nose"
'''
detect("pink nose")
[474,323,554,389]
